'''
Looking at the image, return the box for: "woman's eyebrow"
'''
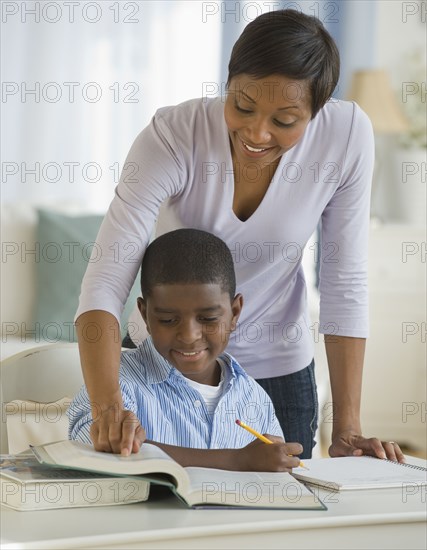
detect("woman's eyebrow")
[237,89,301,111]
[153,306,223,313]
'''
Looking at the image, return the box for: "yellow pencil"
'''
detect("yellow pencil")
[236,419,273,444]
[235,419,308,469]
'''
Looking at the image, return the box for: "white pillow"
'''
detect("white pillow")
[4,398,71,454]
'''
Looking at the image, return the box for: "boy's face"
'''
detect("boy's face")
[138,283,243,386]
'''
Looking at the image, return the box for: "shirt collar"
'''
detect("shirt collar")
[136,337,173,384]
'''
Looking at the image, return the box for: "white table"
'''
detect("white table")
[2,457,426,550]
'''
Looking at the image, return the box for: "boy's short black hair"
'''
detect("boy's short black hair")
[140,229,236,299]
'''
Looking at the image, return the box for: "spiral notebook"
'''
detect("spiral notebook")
[292,456,427,491]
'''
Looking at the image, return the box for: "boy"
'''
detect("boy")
[69,229,301,471]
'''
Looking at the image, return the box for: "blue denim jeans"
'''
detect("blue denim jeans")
[256,359,318,459]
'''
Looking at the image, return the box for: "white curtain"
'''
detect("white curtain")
[2,0,223,210]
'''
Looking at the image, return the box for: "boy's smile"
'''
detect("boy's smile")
[138,283,242,386]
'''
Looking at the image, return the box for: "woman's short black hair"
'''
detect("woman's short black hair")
[227,9,340,118]
[140,229,236,299]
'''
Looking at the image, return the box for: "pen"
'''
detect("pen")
[235,419,308,469]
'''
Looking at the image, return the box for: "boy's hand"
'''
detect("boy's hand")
[238,435,303,472]
[90,407,146,456]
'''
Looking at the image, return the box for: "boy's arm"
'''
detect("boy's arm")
[69,396,300,471]
[149,438,302,472]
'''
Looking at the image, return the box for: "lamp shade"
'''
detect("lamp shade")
[347,70,409,134]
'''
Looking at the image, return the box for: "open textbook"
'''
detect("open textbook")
[0,454,149,511]
[30,440,326,510]
[292,456,427,491]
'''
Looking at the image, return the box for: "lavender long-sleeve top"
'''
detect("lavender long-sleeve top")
[76,97,374,379]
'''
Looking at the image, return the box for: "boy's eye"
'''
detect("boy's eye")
[200,317,218,323]
[159,319,175,324]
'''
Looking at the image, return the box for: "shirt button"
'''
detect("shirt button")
[194,400,202,407]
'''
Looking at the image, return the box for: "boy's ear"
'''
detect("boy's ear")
[230,293,243,331]
[137,297,150,333]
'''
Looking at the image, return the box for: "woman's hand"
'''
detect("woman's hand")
[237,436,303,472]
[329,430,405,463]
[90,406,146,456]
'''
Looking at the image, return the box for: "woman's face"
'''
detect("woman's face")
[224,74,312,167]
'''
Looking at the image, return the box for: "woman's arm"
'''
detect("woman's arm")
[75,310,146,454]
[325,335,405,462]
[318,105,403,462]
[326,335,364,440]
[73,109,187,452]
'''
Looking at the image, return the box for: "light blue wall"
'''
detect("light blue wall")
[331,0,378,98]
[219,1,378,98]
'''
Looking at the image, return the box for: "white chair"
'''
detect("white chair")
[0,343,84,454]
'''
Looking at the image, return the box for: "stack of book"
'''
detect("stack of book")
[0,453,149,511]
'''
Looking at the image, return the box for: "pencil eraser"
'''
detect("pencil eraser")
[235,419,241,426]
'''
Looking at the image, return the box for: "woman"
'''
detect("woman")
[75,10,403,463]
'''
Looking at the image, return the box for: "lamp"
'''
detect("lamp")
[346,70,409,134]
[346,70,409,221]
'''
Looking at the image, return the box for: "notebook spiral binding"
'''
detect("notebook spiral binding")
[370,456,427,471]
[386,460,426,471]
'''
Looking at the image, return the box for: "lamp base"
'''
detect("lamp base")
[373,140,426,226]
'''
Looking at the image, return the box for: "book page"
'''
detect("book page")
[32,441,187,489]
[184,467,322,508]
[31,442,325,509]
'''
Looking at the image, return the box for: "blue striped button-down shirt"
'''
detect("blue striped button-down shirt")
[68,338,283,448]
